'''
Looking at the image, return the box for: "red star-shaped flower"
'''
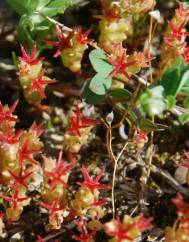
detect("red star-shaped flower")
[29,69,57,98]
[40,196,65,217]
[68,105,99,136]
[19,45,44,65]
[47,25,93,58]
[0,127,23,144]
[18,138,41,165]
[105,217,135,241]
[75,27,93,45]
[0,100,19,124]
[72,218,96,242]
[8,167,33,189]
[108,44,136,79]
[44,151,76,189]
[0,190,29,210]
[77,165,110,192]
[46,25,74,57]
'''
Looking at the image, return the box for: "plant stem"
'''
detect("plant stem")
[111,141,128,217]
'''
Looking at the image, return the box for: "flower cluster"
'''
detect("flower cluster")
[18,45,57,104]
[47,25,93,72]
[0,100,43,222]
[71,165,110,223]
[41,151,76,229]
[63,104,99,153]
[107,44,153,86]
[0,100,105,235]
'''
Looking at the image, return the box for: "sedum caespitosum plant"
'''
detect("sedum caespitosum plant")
[63,104,100,153]
[0,100,110,234]
[41,151,76,230]
[18,45,57,105]
[47,26,93,73]
[0,100,43,222]
[71,165,110,219]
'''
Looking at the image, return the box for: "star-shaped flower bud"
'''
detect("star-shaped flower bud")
[18,138,41,165]
[105,217,135,241]
[8,167,33,189]
[46,25,74,57]
[0,190,29,210]
[72,218,96,242]
[29,69,57,98]
[0,128,23,144]
[19,45,44,65]
[75,27,93,45]
[40,196,65,218]
[0,100,19,124]
[44,151,76,189]
[77,165,110,192]
[47,25,93,58]
[68,105,99,136]
[108,44,136,79]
